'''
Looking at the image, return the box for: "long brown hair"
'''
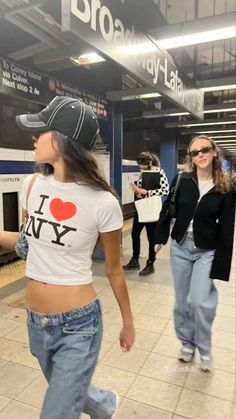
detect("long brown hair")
[38,131,117,197]
[185,135,231,193]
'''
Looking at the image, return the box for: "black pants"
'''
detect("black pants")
[131,212,157,262]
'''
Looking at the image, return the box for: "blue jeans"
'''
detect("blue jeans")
[170,233,218,356]
[27,298,117,419]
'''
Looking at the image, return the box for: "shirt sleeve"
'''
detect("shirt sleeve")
[20,174,35,209]
[210,191,236,281]
[96,194,123,233]
[148,169,170,197]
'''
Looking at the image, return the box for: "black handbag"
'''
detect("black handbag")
[168,172,183,218]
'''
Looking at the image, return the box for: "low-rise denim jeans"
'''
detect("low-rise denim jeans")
[27,298,117,419]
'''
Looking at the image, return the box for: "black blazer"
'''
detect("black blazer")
[154,170,236,281]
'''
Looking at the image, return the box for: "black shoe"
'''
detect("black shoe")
[139,261,155,276]
[123,258,140,270]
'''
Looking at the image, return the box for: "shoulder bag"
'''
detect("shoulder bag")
[168,172,183,218]
[15,173,38,260]
[135,195,162,223]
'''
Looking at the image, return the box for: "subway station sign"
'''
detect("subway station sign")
[0,58,108,118]
[62,0,204,119]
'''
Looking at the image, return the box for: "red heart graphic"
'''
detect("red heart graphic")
[50,198,77,221]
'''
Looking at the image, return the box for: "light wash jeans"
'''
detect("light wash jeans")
[170,233,218,356]
[27,298,116,419]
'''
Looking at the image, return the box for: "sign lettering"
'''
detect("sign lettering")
[0,57,108,118]
[63,0,204,119]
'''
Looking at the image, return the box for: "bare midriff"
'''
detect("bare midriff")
[26,279,97,313]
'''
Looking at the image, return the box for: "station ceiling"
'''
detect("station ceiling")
[0,0,235,158]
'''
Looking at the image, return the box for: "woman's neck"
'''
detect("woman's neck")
[196,167,213,181]
[53,161,73,183]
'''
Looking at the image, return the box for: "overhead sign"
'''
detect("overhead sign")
[0,58,108,118]
[62,0,204,119]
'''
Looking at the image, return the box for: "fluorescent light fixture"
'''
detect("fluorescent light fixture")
[196,130,236,134]
[204,107,236,113]
[217,143,236,146]
[215,140,236,146]
[156,26,236,49]
[123,92,161,101]
[144,106,236,119]
[137,93,161,99]
[70,53,105,65]
[202,84,236,92]
[216,140,236,143]
[181,121,236,127]
[215,143,236,145]
[211,135,236,139]
[165,111,189,117]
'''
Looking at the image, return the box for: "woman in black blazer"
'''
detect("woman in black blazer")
[154,135,235,371]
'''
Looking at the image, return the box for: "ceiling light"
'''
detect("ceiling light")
[165,111,189,117]
[144,105,236,119]
[216,140,236,143]
[202,84,236,92]
[196,130,236,134]
[216,143,236,146]
[123,92,161,101]
[156,26,236,49]
[211,135,236,139]
[181,121,236,127]
[70,53,105,65]
[218,144,236,146]
[137,93,161,99]
[204,107,236,113]
[215,140,236,145]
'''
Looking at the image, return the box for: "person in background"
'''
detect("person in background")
[154,135,235,371]
[123,151,169,276]
[0,96,135,419]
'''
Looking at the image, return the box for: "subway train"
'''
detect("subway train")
[0,147,35,264]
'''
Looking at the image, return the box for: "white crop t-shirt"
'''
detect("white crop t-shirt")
[20,174,123,285]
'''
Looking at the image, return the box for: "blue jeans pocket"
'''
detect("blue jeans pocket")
[62,318,96,336]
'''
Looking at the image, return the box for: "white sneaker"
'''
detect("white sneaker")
[200,355,212,372]
[111,391,120,418]
[178,346,195,363]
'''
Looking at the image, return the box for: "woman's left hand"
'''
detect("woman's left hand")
[119,323,135,352]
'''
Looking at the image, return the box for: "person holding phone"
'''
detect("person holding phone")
[0,96,135,418]
[154,135,235,371]
[123,152,169,276]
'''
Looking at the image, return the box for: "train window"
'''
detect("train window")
[3,192,19,232]
[0,95,43,150]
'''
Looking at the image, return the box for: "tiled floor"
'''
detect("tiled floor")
[0,224,235,419]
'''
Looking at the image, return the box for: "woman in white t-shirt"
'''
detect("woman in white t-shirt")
[0,96,135,419]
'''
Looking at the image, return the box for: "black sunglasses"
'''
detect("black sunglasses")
[137,158,151,165]
[189,146,213,158]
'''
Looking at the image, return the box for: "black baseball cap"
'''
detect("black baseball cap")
[15,96,100,150]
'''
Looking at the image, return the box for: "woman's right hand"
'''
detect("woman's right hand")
[119,323,135,352]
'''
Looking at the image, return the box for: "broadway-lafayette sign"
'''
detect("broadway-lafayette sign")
[0,58,108,118]
[62,0,204,119]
